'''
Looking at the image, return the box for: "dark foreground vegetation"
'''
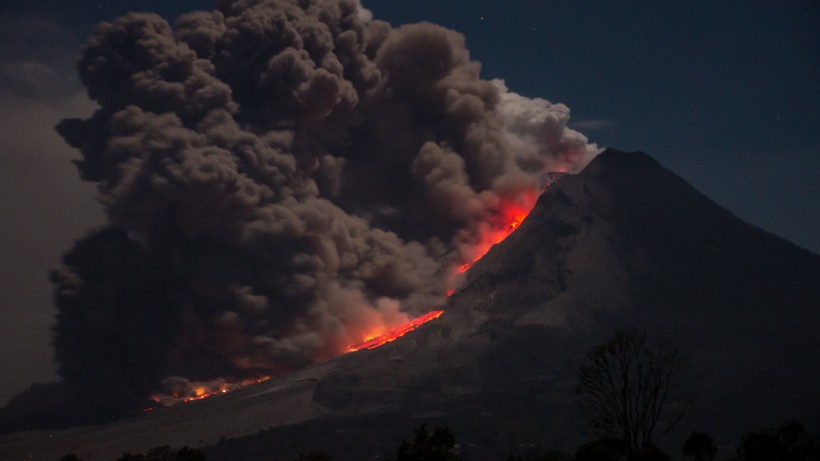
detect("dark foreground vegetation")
[59,420,820,461]
[57,332,819,461]
[61,445,205,461]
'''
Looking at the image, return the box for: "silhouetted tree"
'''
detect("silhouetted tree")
[576,330,692,453]
[294,451,334,461]
[116,445,206,461]
[575,437,626,461]
[60,455,85,461]
[683,432,717,461]
[175,446,206,461]
[396,425,461,461]
[736,420,820,461]
[738,430,779,461]
[628,444,670,461]
[575,437,670,461]
[541,449,574,461]
[506,449,572,461]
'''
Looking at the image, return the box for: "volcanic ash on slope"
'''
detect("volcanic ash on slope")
[3,149,820,460]
[44,0,599,413]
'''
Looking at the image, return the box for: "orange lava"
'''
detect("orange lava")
[350,190,540,351]
[152,183,551,406]
[149,376,270,407]
[348,310,444,352]
[463,195,536,270]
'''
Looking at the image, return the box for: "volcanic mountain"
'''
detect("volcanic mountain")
[2,149,819,460]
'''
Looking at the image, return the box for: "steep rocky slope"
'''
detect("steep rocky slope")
[2,149,818,460]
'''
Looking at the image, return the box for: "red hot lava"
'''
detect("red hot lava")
[459,194,535,271]
[148,376,270,408]
[348,310,444,352]
[441,190,539,295]
[351,189,542,349]
[151,186,547,408]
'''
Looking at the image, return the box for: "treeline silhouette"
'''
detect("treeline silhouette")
[61,445,205,461]
[58,333,819,461]
[58,420,820,461]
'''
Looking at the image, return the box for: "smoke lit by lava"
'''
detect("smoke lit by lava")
[48,0,598,411]
[151,187,545,407]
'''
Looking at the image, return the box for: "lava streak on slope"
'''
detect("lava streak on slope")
[349,189,544,350]
[150,186,547,408]
[460,194,536,271]
[148,376,271,407]
[163,186,547,409]
[441,189,542,296]
[348,310,444,352]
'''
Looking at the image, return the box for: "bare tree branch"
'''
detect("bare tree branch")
[576,330,692,452]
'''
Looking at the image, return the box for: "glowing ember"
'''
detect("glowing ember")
[348,310,444,352]
[149,376,270,407]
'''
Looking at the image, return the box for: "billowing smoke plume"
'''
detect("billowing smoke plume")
[51,0,598,410]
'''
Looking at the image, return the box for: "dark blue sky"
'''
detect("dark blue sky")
[5,0,816,250]
[370,1,820,256]
[0,0,817,403]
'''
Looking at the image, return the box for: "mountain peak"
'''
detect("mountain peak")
[462,147,820,328]
[2,149,818,461]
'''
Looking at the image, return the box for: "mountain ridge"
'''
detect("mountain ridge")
[1,148,818,460]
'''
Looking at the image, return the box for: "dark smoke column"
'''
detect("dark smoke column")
[52,0,597,411]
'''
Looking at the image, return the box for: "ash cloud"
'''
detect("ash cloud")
[50,0,597,410]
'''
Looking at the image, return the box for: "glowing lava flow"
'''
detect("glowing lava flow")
[439,190,540,297]
[460,196,534,272]
[148,376,270,408]
[348,310,444,352]
[350,189,543,350]
[149,184,552,407]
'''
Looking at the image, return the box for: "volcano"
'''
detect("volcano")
[2,148,819,460]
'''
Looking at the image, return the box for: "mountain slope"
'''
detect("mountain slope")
[454,149,820,446]
[1,148,818,461]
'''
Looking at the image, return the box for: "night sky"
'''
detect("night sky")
[0,0,817,405]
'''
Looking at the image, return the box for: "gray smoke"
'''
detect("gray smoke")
[51,0,597,409]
